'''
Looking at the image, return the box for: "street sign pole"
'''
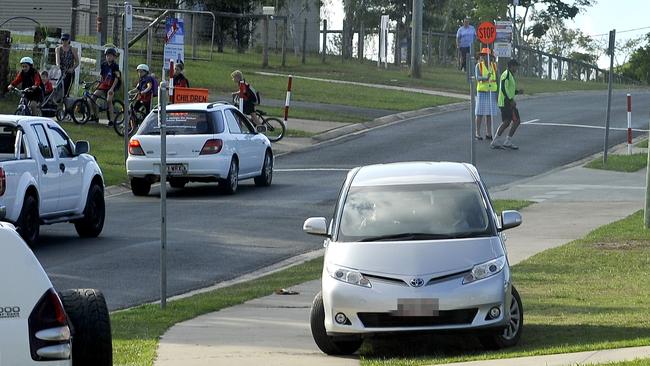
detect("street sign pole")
[123,1,132,163]
[646,113,650,228]
[159,80,168,309]
[468,46,476,166]
[603,29,615,165]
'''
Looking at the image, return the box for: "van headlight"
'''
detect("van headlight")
[463,256,506,284]
[327,264,372,288]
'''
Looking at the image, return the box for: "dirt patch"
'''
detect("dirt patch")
[593,240,649,250]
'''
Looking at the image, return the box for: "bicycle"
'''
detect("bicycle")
[112,90,149,137]
[70,80,125,125]
[232,95,286,142]
[12,88,40,116]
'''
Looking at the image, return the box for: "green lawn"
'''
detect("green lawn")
[361,210,650,365]
[491,199,532,215]
[585,154,647,172]
[598,360,650,366]
[636,140,648,148]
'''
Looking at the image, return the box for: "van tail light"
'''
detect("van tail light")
[0,167,5,196]
[200,139,223,155]
[28,288,71,361]
[129,139,145,156]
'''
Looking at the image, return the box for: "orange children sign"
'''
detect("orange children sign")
[476,21,497,44]
[173,87,209,104]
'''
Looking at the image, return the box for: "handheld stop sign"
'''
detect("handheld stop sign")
[477,21,496,44]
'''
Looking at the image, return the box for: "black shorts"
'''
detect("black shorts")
[500,106,513,122]
[242,100,255,115]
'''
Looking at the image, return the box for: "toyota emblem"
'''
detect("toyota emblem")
[409,278,425,287]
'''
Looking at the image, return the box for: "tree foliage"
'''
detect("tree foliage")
[621,33,650,83]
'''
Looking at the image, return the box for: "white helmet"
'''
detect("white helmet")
[20,57,34,65]
[136,64,149,73]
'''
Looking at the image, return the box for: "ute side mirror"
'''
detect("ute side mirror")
[75,141,90,155]
[500,210,522,231]
[303,217,329,237]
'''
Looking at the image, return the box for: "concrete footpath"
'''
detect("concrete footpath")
[154,151,648,366]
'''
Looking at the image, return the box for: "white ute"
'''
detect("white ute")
[0,221,112,365]
[0,115,105,245]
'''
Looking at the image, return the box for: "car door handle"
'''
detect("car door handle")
[59,163,65,173]
[41,164,48,174]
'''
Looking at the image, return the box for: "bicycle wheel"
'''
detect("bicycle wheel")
[262,117,286,142]
[71,99,90,124]
[107,100,125,122]
[55,106,67,122]
[113,112,125,136]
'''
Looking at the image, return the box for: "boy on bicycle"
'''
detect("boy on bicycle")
[91,47,121,123]
[134,64,154,114]
[230,70,260,125]
[8,57,43,116]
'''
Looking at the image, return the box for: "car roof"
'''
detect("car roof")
[351,162,478,187]
[0,115,58,127]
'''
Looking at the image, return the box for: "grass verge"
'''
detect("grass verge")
[585,154,647,172]
[360,210,650,365]
[63,122,126,186]
[636,140,648,148]
[111,257,323,366]
[111,199,533,365]
[491,199,532,215]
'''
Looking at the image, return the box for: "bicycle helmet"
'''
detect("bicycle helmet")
[20,57,34,65]
[105,47,118,56]
[136,64,149,73]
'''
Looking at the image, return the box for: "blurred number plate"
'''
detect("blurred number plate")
[393,298,439,317]
[166,164,186,176]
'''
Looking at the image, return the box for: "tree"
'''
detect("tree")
[621,33,650,83]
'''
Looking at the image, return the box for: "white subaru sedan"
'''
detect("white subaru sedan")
[304,162,524,355]
[126,102,273,196]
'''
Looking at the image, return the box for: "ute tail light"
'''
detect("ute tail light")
[129,139,145,156]
[28,288,71,361]
[200,139,223,155]
[0,167,5,196]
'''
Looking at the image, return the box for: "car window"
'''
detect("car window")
[0,126,17,154]
[138,111,214,135]
[338,183,491,242]
[32,124,53,159]
[48,127,74,158]
[231,110,254,134]
[224,110,241,134]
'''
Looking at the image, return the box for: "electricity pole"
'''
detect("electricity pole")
[410,0,422,78]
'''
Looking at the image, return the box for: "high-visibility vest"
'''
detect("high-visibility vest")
[477,61,498,92]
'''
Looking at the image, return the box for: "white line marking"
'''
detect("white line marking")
[522,119,540,124]
[276,168,351,172]
[523,121,649,132]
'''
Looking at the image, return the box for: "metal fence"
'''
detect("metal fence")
[319,24,640,85]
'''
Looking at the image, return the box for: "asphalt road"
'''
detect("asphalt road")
[35,89,650,310]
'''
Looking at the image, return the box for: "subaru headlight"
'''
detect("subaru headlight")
[463,256,506,284]
[327,264,372,288]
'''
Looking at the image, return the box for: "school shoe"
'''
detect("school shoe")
[490,137,505,149]
[502,140,519,150]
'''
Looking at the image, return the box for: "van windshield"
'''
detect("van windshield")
[338,183,492,242]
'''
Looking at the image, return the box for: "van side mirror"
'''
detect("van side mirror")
[500,210,522,231]
[75,141,90,155]
[303,217,328,237]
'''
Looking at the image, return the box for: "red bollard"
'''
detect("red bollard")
[627,94,632,155]
[284,75,293,125]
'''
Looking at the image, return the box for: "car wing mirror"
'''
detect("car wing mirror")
[75,140,90,155]
[500,210,522,231]
[303,217,329,237]
[256,125,267,134]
